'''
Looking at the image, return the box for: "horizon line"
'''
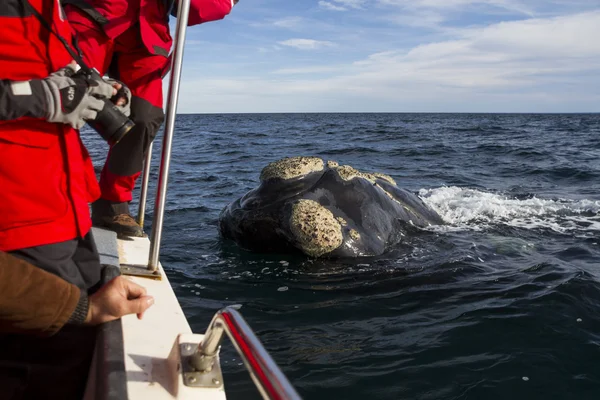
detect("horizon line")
[175,111,600,115]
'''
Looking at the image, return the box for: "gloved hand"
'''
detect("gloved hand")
[38,64,116,129]
[104,78,132,117]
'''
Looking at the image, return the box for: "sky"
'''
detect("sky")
[167,0,600,113]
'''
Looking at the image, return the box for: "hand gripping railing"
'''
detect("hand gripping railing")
[189,306,302,400]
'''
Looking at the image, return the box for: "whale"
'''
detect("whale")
[219,156,444,258]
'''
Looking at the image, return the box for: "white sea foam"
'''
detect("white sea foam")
[419,186,600,234]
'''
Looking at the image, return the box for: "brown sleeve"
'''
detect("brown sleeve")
[0,252,81,337]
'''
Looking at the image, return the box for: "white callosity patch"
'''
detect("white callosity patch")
[419,186,600,234]
[336,216,348,226]
[349,229,361,240]
[334,165,362,181]
[334,164,396,185]
[372,172,397,186]
[330,163,411,212]
[260,156,324,181]
[289,199,343,257]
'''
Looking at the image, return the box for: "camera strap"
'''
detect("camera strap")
[21,0,93,73]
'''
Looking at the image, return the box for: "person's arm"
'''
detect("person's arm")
[172,0,238,26]
[0,79,48,120]
[0,63,116,128]
[0,252,154,336]
[0,252,81,336]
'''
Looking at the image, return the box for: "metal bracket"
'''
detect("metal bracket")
[180,343,224,388]
[120,264,163,280]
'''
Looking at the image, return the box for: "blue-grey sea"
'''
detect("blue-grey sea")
[84,113,600,400]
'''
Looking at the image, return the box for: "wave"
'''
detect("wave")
[526,167,599,181]
[419,186,600,234]
[317,147,382,156]
[447,125,511,133]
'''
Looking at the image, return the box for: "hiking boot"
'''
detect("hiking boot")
[92,199,144,238]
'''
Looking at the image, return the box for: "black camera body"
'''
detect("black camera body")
[83,69,135,146]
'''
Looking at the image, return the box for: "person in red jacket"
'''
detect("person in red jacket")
[63,0,238,237]
[0,0,128,292]
[0,1,130,398]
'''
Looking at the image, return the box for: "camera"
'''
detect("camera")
[82,69,135,146]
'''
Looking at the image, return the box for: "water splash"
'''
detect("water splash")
[419,186,600,234]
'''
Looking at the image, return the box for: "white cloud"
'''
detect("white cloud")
[319,1,347,11]
[376,0,541,33]
[272,17,304,29]
[377,0,536,16]
[335,0,367,8]
[249,17,305,30]
[175,9,600,112]
[281,10,600,90]
[462,12,600,57]
[384,10,447,29]
[353,11,600,88]
[273,65,344,74]
[278,38,336,50]
[319,0,366,11]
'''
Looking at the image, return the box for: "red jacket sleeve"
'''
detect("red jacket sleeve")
[176,0,236,26]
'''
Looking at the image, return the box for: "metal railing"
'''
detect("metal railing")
[190,306,302,400]
[134,2,301,399]
[145,0,193,272]
[137,143,152,229]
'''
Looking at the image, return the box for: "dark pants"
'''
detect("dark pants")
[1,233,104,399]
[8,231,103,292]
[0,326,97,400]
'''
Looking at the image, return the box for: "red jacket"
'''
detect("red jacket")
[0,0,100,251]
[63,0,235,56]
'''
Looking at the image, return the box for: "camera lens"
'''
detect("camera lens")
[109,118,135,145]
[88,100,135,145]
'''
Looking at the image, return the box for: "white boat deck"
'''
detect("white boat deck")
[87,228,226,400]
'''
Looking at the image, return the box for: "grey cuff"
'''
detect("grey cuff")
[67,290,90,325]
[30,79,51,119]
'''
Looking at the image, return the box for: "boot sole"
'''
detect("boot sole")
[92,220,144,238]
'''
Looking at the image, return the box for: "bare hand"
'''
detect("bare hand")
[85,276,154,325]
[103,78,131,116]
[110,81,127,107]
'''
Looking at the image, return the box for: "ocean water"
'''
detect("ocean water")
[84,113,600,400]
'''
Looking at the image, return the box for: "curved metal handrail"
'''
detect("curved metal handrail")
[190,306,302,400]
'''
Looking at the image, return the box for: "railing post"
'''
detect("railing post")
[147,0,191,271]
[137,142,153,228]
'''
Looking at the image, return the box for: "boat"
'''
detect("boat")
[83,0,301,398]
[85,229,299,399]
